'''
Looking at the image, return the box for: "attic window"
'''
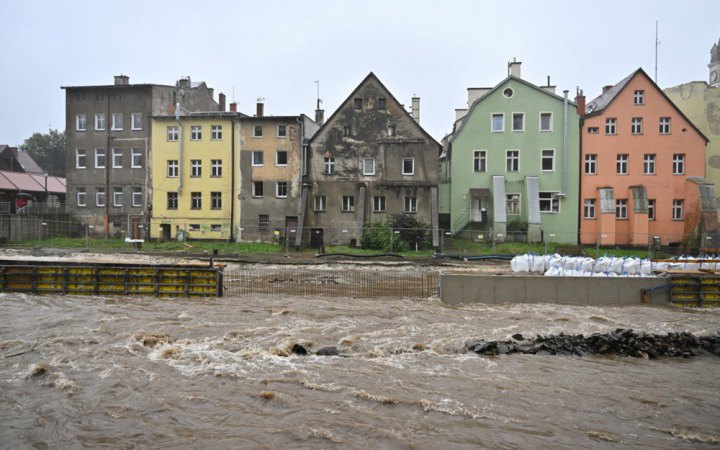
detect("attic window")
[387,125,396,136]
[354,98,363,110]
[378,97,387,110]
[503,88,514,98]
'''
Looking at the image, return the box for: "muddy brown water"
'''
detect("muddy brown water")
[1,289,720,449]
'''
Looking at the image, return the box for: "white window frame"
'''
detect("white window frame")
[112,148,122,168]
[95,148,105,169]
[76,187,86,207]
[211,192,222,210]
[583,198,596,219]
[191,192,202,210]
[539,192,560,213]
[643,154,656,175]
[188,224,200,232]
[491,113,504,133]
[648,199,656,220]
[276,150,288,166]
[541,149,555,172]
[512,112,525,132]
[363,157,375,176]
[402,157,415,175]
[342,195,355,212]
[191,125,202,141]
[167,192,178,210]
[76,149,87,169]
[616,199,628,219]
[112,186,123,207]
[631,117,643,135]
[506,193,520,215]
[211,125,222,140]
[314,195,326,212]
[404,196,417,213]
[190,159,201,177]
[373,195,386,212]
[616,154,628,175]
[131,112,142,130]
[277,124,287,138]
[95,113,105,131]
[605,118,617,135]
[167,126,178,141]
[672,199,684,220]
[276,181,288,198]
[132,187,142,207]
[96,188,105,207]
[131,148,142,168]
[252,181,263,198]
[324,157,335,174]
[585,154,597,175]
[506,150,519,172]
[634,90,645,105]
[211,159,222,177]
[111,113,123,131]
[76,114,86,131]
[659,117,671,134]
[252,151,264,166]
[167,160,178,178]
[473,150,487,172]
[673,154,685,175]
[539,112,553,132]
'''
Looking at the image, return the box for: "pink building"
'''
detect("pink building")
[578,68,710,246]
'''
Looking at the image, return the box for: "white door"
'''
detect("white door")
[472,198,484,222]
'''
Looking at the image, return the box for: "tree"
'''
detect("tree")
[20,128,66,176]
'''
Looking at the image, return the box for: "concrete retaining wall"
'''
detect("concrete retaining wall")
[440,274,671,306]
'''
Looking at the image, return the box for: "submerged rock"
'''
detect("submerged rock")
[291,344,308,355]
[315,346,339,356]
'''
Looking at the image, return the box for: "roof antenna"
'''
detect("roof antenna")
[314,80,322,109]
[654,20,660,83]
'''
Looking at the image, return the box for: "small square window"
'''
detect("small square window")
[276,181,288,198]
[634,90,645,105]
[587,127,599,134]
[188,224,200,232]
[276,150,288,166]
[253,125,263,137]
[402,158,415,175]
[252,151,264,166]
[539,192,559,213]
[277,125,287,137]
[354,98,363,110]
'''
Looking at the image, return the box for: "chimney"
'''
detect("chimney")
[541,76,556,94]
[177,76,191,89]
[229,102,237,112]
[315,108,324,126]
[114,74,129,86]
[508,59,522,78]
[575,88,586,117]
[219,93,226,112]
[602,85,613,93]
[256,101,264,117]
[411,97,420,122]
[208,88,214,99]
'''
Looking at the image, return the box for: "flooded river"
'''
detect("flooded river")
[1,291,720,449]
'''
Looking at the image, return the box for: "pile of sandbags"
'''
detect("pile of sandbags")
[510,254,654,277]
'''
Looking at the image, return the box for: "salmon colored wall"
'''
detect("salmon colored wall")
[580,73,707,245]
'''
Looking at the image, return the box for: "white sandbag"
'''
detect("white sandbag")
[640,259,653,275]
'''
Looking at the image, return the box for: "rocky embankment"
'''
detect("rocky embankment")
[466,329,720,358]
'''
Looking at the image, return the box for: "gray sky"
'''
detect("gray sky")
[2,0,718,147]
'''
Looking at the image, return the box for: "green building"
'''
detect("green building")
[440,61,580,244]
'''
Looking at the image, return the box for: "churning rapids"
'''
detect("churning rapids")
[1,292,720,449]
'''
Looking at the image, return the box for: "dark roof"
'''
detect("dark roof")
[584,68,709,143]
[0,146,44,174]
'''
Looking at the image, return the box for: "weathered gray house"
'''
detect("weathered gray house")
[299,72,441,247]
[62,75,218,238]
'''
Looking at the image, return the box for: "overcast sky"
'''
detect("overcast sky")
[2,0,718,147]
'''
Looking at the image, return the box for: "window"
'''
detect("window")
[76,149,87,169]
[95,113,105,131]
[343,126,351,137]
[491,113,504,132]
[276,181,288,198]
[363,157,375,175]
[605,118,616,135]
[252,151,264,166]
[211,125,222,140]
[659,117,671,134]
[541,149,554,172]
[76,114,86,131]
[191,160,202,177]
[112,113,123,130]
[167,192,178,210]
[584,198,596,219]
[404,196,417,213]
[96,187,105,207]
[191,192,202,209]
[587,127,599,134]
[131,113,142,130]
[314,195,326,212]
[188,224,200,232]
[585,154,597,174]
[112,187,123,206]
[132,187,142,207]
[673,154,685,175]
[616,199,628,219]
[402,157,415,175]
[616,154,628,175]
[211,159,222,177]
[648,199,656,220]
[672,199,684,220]
[634,90,645,105]
[167,160,178,177]
[354,98,363,110]
[191,125,202,140]
[167,126,178,141]
[324,157,335,174]
[539,192,559,213]
[95,148,105,168]
[252,181,263,197]
[211,192,222,209]
[540,112,552,131]
[503,88,514,97]
[474,150,487,172]
[112,148,122,168]
[512,113,524,132]
[131,148,142,168]
[77,187,86,207]
[506,194,520,215]
[253,125,263,137]
[277,124,287,137]
[259,215,269,231]
[342,195,355,212]
[276,150,288,166]
[387,125,396,136]
[373,196,386,212]
[631,117,643,134]
[211,224,222,232]
[643,154,656,175]
[378,97,386,110]
[506,150,519,172]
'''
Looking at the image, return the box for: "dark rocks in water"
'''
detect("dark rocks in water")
[315,346,339,356]
[465,329,720,359]
[291,344,308,355]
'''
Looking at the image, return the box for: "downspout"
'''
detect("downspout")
[562,90,569,196]
[176,102,183,194]
[296,117,306,176]
[230,117,235,241]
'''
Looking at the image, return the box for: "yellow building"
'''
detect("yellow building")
[150,113,240,241]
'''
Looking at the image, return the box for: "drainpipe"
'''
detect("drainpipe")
[296,117,306,176]
[562,90,569,196]
[176,102,184,194]
[230,117,235,242]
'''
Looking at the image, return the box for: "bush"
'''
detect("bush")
[361,214,431,252]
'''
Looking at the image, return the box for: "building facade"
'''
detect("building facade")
[578,68,710,246]
[301,73,440,247]
[62,75,218,238]
[443,62,580,244]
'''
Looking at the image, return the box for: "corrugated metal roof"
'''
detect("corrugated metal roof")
[0,171,66,194]
[0,172,15,190]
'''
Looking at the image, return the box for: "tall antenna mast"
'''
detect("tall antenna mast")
[314,80,322,109]
[654,20,660,83]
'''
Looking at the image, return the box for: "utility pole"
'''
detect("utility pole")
[654,21,660,83]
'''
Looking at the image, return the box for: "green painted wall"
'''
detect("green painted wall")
[447,77,580,243]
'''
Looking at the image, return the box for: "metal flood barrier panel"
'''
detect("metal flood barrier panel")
[0,262,223,297]
[669,273,720,306]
